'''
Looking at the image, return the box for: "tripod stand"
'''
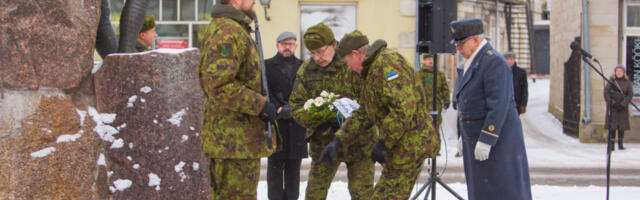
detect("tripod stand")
[579,52,640,200]
[410,53,464,200]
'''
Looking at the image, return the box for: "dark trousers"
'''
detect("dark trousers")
[267,158,302,200]
[608,129,625,150]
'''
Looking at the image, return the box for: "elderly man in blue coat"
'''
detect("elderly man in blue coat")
[451,18,532,200]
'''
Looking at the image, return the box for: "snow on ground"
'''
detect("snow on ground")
[256,181,640,200]
[436,78,640,169]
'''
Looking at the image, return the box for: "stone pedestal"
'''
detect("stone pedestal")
[94,49,210,199]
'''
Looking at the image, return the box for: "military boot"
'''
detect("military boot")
[618,131,625,150]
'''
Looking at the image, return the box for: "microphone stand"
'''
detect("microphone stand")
[579,55,640,200]
[410,53,464,200]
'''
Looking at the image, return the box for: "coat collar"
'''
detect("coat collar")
[211,4,253,32]
[455,43,493,98]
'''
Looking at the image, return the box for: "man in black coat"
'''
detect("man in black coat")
[265,32,308,200]
[505,51,528,115]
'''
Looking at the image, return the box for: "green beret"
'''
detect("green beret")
[140,15,156,33]
[336,30,369,58]
[422,54,433,59]
[304,23,335,50]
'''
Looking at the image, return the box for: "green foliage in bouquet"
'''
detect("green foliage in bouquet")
[297,90,340,127]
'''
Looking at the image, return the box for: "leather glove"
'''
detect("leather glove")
[452,102,458,110]
[371,140,388,164]
[613,103,625,111]
[259,101,278,123]
[314,121,340,134]
[318,138,342,165]
[519,106,526,114]
[278,104,292,119]
[474,141,491,161]
[443,103,450,110]
[457,137,463,156]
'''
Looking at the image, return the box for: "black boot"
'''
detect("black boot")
[619,131,625,150]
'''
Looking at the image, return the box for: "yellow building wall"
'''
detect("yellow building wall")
[254,0,418,66]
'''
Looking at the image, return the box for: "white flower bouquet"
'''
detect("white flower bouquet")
[298,90,340,127]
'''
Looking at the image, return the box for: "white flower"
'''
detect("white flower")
[328,105,334,111]
[329,92,338,99]
[320,91,329,98]
[304,100,313,110]
[314,97,325,107]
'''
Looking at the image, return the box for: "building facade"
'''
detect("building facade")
[550,0,640,142]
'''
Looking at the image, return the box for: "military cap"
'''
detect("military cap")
[140,15,156,33]
[422,54,434,59]
[503,51,516,58]
[449,18,484,44]
[335,30,369,58]
[304,23,335,50]
[277,32,296,43]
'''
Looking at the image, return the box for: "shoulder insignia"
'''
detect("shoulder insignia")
[488,124,495,131]
[487,50,494,56]
[386,72,399,81]
[427,77,432,83]
[218,43,232,57]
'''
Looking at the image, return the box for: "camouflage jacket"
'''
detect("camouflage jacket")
[335,40,437,166]
[417,68,450,113]
[289,55,375,157]
[198,4,275,159]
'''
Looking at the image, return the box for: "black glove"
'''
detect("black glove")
[278,104,292,119]
[452,102,458,110]
[318,138,342,165]
[613,103,625,111]
[314,121,340,134]
[443,103,450,110]
[259,101,278,123]
[371,140,388,164]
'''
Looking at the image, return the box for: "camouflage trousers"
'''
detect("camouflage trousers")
[209,158,260,200]
[305,152,374,200]
[373,157,425,200]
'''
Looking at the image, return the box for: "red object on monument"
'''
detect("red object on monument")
[157,39,188,49]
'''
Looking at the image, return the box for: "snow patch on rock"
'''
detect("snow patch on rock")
[111,179,132,192]
[127,95,138,108]
[97,153,106,166]
[192,162,199,171]
[140,86,152,93]
[56,130,83,143]
[148,173,161,191]
[30,147,55,158]
[167,109,186,126]
[110,138,124,149]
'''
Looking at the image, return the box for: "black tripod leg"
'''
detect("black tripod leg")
[606,135,611,200]
[411,179,433,200]
[433,177,465,200]
[424,183,433,200]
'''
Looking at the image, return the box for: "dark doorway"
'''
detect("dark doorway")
[563,38,582,137]
[534,25,550,74]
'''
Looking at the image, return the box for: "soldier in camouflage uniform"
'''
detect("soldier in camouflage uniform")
[289,23,375,200]
[198,1,278,199]
[417,54,450,153]
[325,30,438,199]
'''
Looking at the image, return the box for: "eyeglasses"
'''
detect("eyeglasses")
[454,36,473,47]
[310,46,330,57]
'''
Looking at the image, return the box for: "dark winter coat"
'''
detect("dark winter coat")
[511,63,528,112]
[604,74,632,131]
[454,43,532,200]
[265,53,308,159]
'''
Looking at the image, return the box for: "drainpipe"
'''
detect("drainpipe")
[581,0,592,124]
[415,0,421,70]
[495,0,500,49]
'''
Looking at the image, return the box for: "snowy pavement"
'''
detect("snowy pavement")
[257,78,640,199]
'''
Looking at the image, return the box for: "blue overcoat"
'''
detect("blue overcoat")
[454,43,532,200]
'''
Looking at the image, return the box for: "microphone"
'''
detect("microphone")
[570,41,593,59]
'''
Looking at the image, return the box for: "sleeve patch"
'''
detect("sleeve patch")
[386,72,399,81]
[218,43,232,57]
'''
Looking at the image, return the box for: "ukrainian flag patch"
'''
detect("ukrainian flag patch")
[386,72,399,81]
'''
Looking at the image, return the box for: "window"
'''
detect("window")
[109,0,215,48]
[627,5,640,27]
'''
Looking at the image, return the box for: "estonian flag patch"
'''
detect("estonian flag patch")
[386,72,399,81]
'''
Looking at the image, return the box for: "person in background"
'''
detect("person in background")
[136,15,157,52]
[265,32,307,200]
[604,64,633,151]
[417,54,450,156]
[504,51,528,115]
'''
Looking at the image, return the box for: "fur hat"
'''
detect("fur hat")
[304,23,335,50]
[140,15,156,33]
